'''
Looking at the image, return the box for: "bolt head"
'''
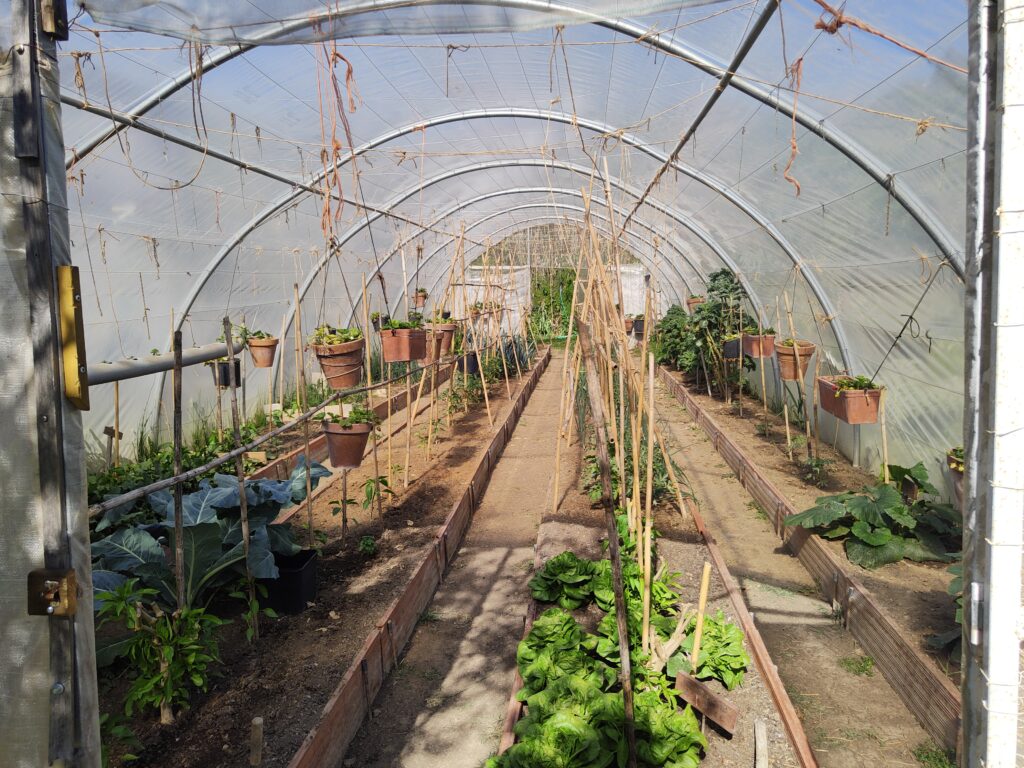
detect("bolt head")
[50,682,64,696]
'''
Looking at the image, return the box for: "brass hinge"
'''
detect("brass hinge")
[57,265,90,410]
[27,569,77,616]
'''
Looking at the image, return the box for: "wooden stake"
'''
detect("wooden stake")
[641,353,655,654]
[341,469,349,540]
[113,380,121,466]
[754,719,769,768]
[363,274,383,520]
[249,717,264,767]
[172,332,185,609]
[880,388,890,484]
[691,562,712,672]
[577,322,638,768]
[757,315,769,425]
[293,285,314,548]
[223,317,255,635]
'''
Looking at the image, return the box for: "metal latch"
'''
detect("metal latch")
[27,569,77,616]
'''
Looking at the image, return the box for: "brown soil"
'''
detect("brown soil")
[665,372,959,683]
[106,363,540,768]
[346,353,797,767]
[653,372,937,766]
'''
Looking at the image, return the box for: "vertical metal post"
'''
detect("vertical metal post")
[962,1,1024,766]
[2,0,99,764]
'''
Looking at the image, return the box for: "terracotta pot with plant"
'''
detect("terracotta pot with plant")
[817,375,882,424]
[624,315,635,334]
[742,327,776,358]
[379,315,427,363]
[775,338,816,381]
[244,328,279,368]
[414,287,428,309]
[321,406,379,469]
[686,295,705,313]
[309,325,365,390]
[426,314,458,357]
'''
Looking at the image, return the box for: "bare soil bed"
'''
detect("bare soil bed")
[662,371,960,684]
[104,365,537,768]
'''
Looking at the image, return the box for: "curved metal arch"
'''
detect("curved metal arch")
[397,202,702,304]
[269,211,688,397]
[66,0,961,274]
[394,207,692,314]
[276,159,776,354]
[350,188,712,307]
[412,215,683,321]
[161,110,816,337]
[276,153,852,366]
[147,118,858,413]
[394,206,697,307]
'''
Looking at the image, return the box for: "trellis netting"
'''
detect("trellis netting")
[55,0,966,489]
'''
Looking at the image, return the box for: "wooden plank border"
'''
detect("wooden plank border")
[656,366,961,751]
[286,348,552,768]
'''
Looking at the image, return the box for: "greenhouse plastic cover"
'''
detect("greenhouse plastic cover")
[56,0,967,482]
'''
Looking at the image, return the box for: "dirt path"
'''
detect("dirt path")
[345,351,569,767]
[652,377,932,767]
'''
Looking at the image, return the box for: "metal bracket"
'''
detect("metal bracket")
[57,265,90,410]
[27,569,77,616]
[969,581,983,646]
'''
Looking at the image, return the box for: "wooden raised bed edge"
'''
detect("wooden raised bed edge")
[656,366,961,752]
[285,348,552,768]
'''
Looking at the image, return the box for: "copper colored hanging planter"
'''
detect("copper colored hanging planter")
[247,337,279,368]
[380,328,427,363]
[313,337,365,390]
[774,340,816,381]
[321,421,372,468]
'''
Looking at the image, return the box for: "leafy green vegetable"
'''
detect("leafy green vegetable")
[528,552,599,609]
[666,611,751,691]
[784,467,961,569]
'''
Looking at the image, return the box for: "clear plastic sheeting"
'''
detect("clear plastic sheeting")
[55,0,969,477]
[77,0,722,43]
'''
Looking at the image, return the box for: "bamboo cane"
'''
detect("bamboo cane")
[293,286,314,547]
[223,317,256,636]
[363,274,383,520]
[691,562,712,673]
[641,353,655,654]
[577,322,638,768]
[172,332,185,609]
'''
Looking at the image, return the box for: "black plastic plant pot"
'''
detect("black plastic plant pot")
[722,338,741,359]
[633,318,645,336]
[441,310,452,320]
[457,351,480,375]
[213,359,242,389]
[259,549,318,615]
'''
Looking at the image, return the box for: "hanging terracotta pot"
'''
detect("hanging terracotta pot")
[414,291,427,308]
[624,318,635,333]
[322,421,372,468]
[380,328,427,363]
[742,333,775,358]
[774,340,816,381]
[247,337,279,368]
[686,296,705,312]
[816,376,881,425]
[426,322,458,357]
[312,337,365,390]
[418,330,445,365]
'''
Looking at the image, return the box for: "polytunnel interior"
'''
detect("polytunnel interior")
[7,0,1015,765]
[52,0,970,483]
